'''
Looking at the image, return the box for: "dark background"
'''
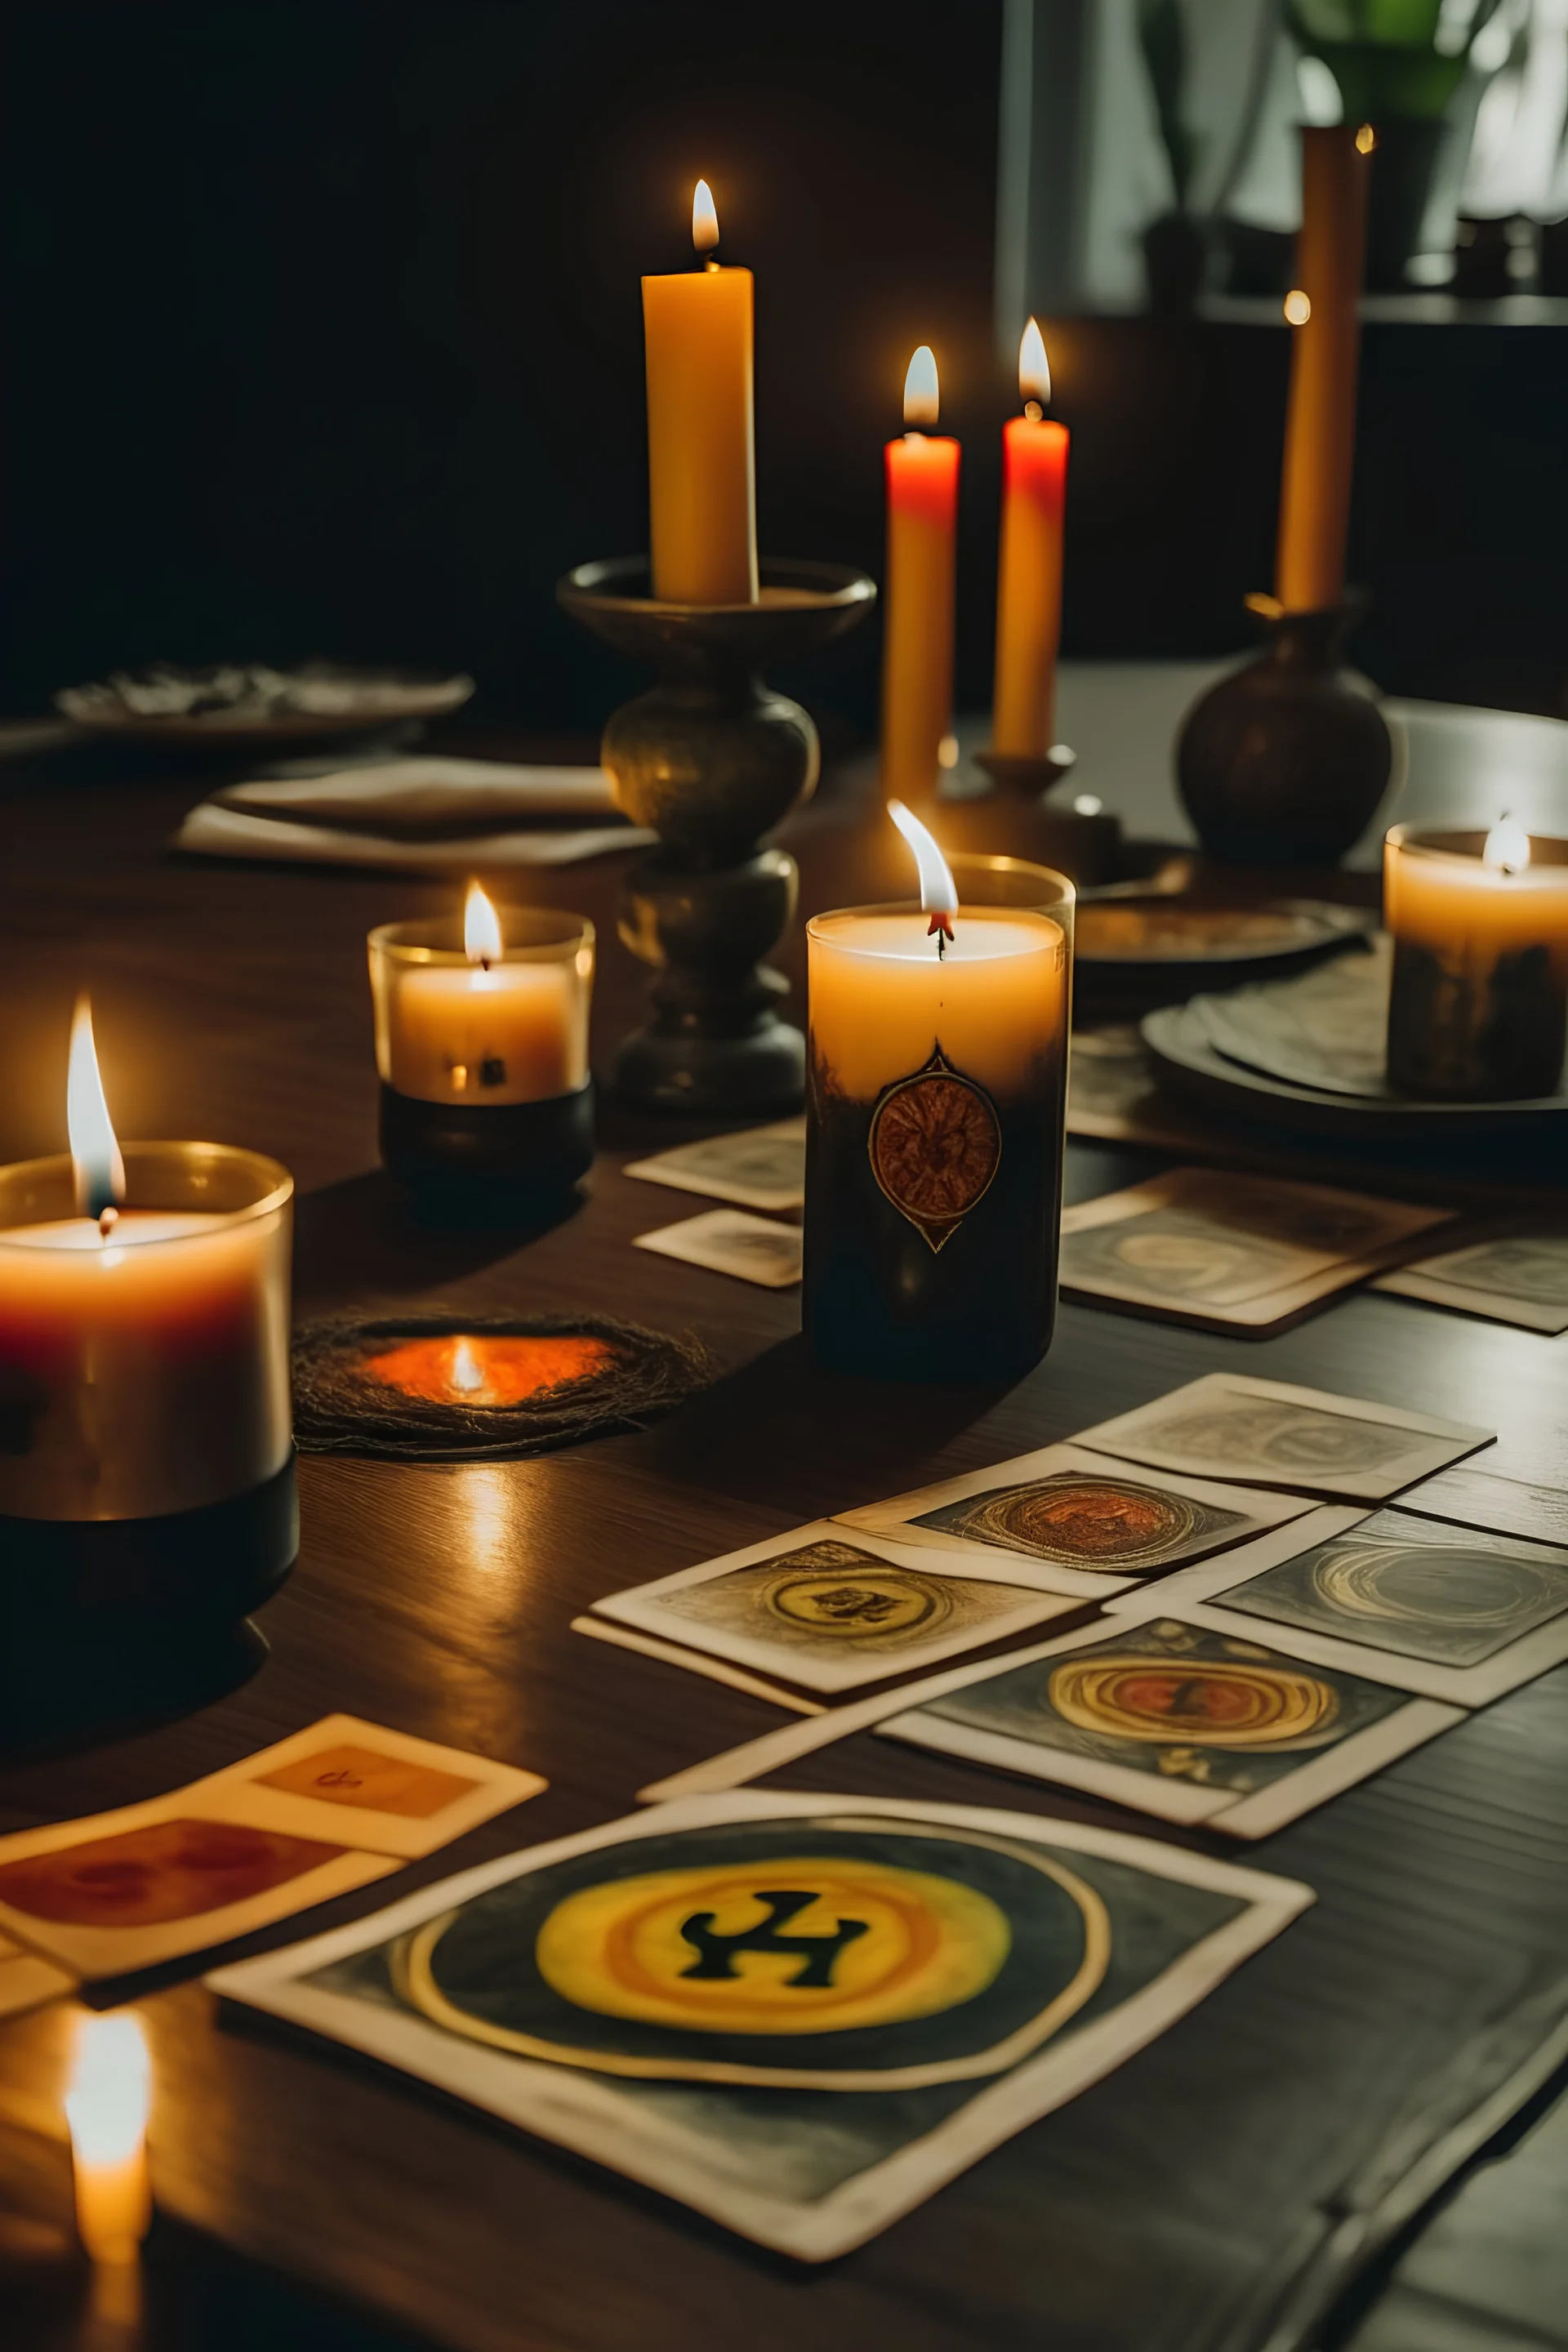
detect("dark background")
[2,0,1564,737]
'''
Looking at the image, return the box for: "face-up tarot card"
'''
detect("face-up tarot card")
[0,1716,546,1979]
[206,1790,1311,2260]
[591,1522,1086,1695]
[1072,1374,1493,1499]
[634,1208,803,1288]
[831,1442,1315,1597]
[1373,1232,1568,1334]
[1106,1503,1568,1707]
[1058,1169,1453,1332]
[622,1118,807,1213]
[877,1616,1461,1838]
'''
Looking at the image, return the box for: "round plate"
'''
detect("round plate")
[1142,1001,1568,1140]
[1075,896,1370,978]
[56,666,474,748]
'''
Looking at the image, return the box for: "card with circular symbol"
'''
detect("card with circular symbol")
[1105,1503,1568,1708]
[206,1792,1312,2261]
[591,1522,1085,1692]
[880,1614,1463,1838]
[832,1442,1317,1595]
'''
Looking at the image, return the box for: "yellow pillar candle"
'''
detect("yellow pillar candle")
[65,2011,153,2266]
[642,180,758,606]
[1384,820,1568,1099]
[881,346,960,802]
[369,886,592,1107]
[1276,126,1371,613]
[991,319,1069,759]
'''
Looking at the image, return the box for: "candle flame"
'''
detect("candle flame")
[68,995,126,1221]
[1484,813,1530,875]
[1284,288,1312,325]
[902,345,939,430]
[65,2012,150,2173]
[1355,122,1377,155]
[692,179,719,255]
[889,799,957,943]
[1019,317,1051,410]
[464,882,502,966]
[449,1338,486,1396]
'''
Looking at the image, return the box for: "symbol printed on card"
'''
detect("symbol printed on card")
[255,1745,481,1819]
[868,1050,1000,1251]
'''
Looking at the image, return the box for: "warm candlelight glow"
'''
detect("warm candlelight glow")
[67,995,126,1222]
[464,882,502,968]
[903,345,939,430]
[1355,122,1377,155]
[363,1331,616,1407]
[1284,287,1312,325]
[692,178,719,255]
[889,799,958,943]
[1018,316,1051,417]
[65,2011,152,2263]
[449,1336,485,1395]
[1485,814,1531,875]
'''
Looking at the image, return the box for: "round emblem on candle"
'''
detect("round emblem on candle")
[1047,1655,1339,1748]
[763,1566,950,1638]
[868,1050,1001,1251]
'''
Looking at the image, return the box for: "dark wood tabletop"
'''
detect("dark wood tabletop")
[2,722,1567,2352]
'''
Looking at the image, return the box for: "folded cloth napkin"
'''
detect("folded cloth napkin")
[170,756,654,872]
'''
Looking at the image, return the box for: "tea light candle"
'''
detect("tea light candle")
[643,179,758,606]
[0,1000,293,1531]
[881,347,960,801]
[805,804,1071,1380]
[65,2010,152,2265]
[1385,821,1568,1098]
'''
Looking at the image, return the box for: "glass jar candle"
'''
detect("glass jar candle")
[1384,824,1568,1099]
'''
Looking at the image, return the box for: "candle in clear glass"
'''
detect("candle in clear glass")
[368,909,594,1107]
[0,1144,292,1521]
[804,879,1072,1381]
[1383,825,1568,1099]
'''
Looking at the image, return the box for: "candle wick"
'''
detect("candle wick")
[97,1205,119,1240]
[1024,400,1043,422]
[705,256,719,273]
[479,956,491,974]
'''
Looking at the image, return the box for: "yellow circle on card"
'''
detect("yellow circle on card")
[531,1858,1011,2035]
[763,1569,948,1639]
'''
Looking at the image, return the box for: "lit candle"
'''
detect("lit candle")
[804,803,1071,1380]
[0,999,292,1530]
[1385,819,1568,1098]
[881,346,960,801]
[65,2010,152,2266]
[1276,125,1372,613]
[991,318,1068,760]
[642,179,758,605]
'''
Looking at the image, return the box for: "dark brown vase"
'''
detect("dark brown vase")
[1176,604,1394,867]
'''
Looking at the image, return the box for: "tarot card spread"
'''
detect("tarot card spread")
[832,1442,1316,1597]
[878,1618,1460,1838]
[1374,1233,1568,1334]
[1058,1169,1453,1331]
[622,1118,807,1213]
[0,1716,546,1978]
[1073,1374,1493,1500]
[207,1792,1311,2261]
[593,1522,1086,1695]
[1107,1504,1568,1707]
[633,1208,803,1289]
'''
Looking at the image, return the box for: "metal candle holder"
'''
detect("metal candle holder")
[559,557,875,1114]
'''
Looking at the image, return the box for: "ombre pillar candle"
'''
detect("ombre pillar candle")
[804,805,1072,1382]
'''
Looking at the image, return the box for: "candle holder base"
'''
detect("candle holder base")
[379,1081,595,1205]
[937,748,1121,884]
[0,1453,297,1637]
[1176,599,1393,866]
[559,557,875,1115]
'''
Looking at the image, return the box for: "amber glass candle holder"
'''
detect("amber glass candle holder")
[369,908,595,1203]
[0,1143,296,1633]
[804,866,1074,1383]
[1384,826,1568,1100]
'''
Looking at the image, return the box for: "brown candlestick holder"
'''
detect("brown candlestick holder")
[558,557,875,1115]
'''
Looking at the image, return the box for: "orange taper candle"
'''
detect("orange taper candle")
[642,180,758,606]
[1276,126,1371,614]
[991,318,1068,758]
[880,346,960,800]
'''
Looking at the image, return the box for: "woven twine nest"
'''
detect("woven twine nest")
[292,1311,712,1463]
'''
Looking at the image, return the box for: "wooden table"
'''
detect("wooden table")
[2,684,1568,2352]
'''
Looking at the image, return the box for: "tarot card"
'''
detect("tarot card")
[0,1929,74,2020]
[572,1615,826,1715]
[1373,1232,1568,1334]
[877,1615,1461,1838]
[592,1521,1086,1695]
[622,1118,806,1213]
[1109,1504,1568,1707]
[207,1790,1311,2261]
[832,1442,1316,1597]
[1058,1169,1452,1331]
[1072,1374,1493,1499]
[634,1208,803,1289]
